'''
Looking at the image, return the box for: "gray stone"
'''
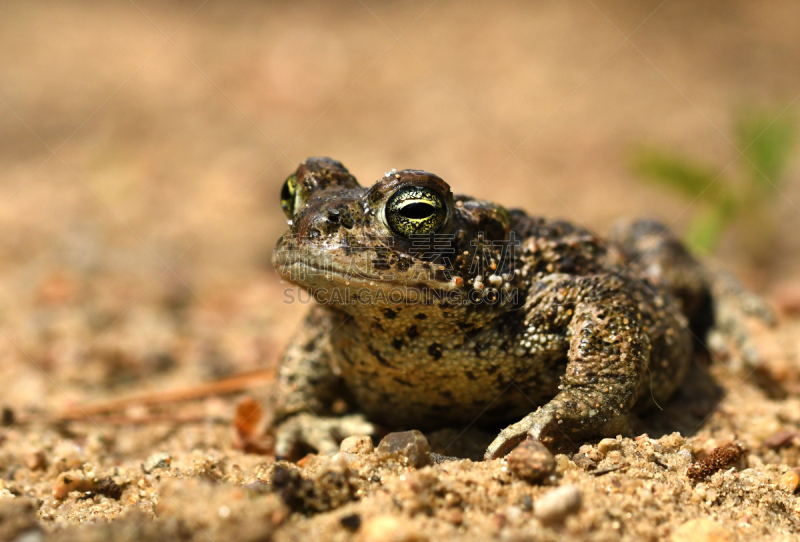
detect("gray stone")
[376,430,431,468]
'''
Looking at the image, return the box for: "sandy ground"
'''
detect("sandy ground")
[2,1,800,540]
[0,283,800,542]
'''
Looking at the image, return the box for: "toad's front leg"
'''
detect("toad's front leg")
[485,277,650,459]
[273,306,375,459]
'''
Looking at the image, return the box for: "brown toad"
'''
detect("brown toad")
[271,157,761,460]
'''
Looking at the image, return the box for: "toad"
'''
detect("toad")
[271,157,765,460]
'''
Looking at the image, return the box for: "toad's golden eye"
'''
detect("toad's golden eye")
[280,174,297,219]
[385,186,447,238]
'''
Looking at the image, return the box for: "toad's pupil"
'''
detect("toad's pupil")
[281,175,298,218]
[281,181,293,202]
[400,202,435,220]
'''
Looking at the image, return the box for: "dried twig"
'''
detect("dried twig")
[57,369,275,421]
[73,414,229,425]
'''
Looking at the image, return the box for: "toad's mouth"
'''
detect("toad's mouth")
[273,254,461,295]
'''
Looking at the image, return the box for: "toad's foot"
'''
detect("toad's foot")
[708,269,776,369]
[484,409,551,460]
[484,403,579,460]
[484,402,631,460]
[274,413,375,460]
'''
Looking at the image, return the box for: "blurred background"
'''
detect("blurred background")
[1,0,799,413]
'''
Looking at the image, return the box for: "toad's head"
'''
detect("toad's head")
[273,157,517,310]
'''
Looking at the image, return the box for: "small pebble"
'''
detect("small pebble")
[577,444,603,463]
[553,454,572,473]
[444,492,461,507]
[233,397,263,439]
[773,281,800,315]
[440,508,463,526]
[533,485,582,524]
[501,505,524,526]
[52,473,94,499]
[1,407,14,426]
[339,513,362,532]
[357,515,424,542]
[506,440,555,483]
[671,518,732,542]
[13,531,43,542]
[24,451,45,471]
[763,430,798,450]
[572,453,597,471]
[340,436,374,455]
[376,431,431,468]
[330,451,366,470]
[142,452,172,474]
[597,438,619,455]
[658,433,684,451]
[94,477,123,499]
[779,470,799,493]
